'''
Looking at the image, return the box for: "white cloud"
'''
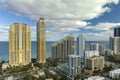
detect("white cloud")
[47,20,88,32]
[0,0,5,3]
[85,22,120,31]
[0,25,9,41]
[1,0,119,20]
[83,22,120,41]
[0,0,119,41]
[84,30,113,41]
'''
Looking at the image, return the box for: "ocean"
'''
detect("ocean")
[0,41,109,61]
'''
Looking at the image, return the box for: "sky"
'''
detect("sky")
[0,0,120,41]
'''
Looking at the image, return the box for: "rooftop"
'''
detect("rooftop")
[68,54,80,58]
[52,33,74,46]
[85,76,105,80]
[87,56,104,60]
[110,68,120,73]
[39,18,44,20]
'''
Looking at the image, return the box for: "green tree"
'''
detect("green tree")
[23,75,30,80]
[60,75,68,80]
[31,58,36,63]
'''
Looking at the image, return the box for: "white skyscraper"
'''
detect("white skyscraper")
[90,43,105,55]
[56,54,81,79]
[99,44,105,55]
[114,37,120,54]
[90,43,99,51]
[77,35,85,59]
[113,27,120,55]
[68,55,81,77]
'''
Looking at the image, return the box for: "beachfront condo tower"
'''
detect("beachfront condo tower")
[9,23,31,66]
[37,18,46,63]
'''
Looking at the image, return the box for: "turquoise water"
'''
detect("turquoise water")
[0,41,109,61]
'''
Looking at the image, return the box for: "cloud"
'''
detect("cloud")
[0,0,5,3]
[0,24,9,41]
[84,30,113,41]
[83,22,120,41]
[85,22,120,31]
[0,0,119,41]
[32,22,119,41]
[46,20,88,32]
[1,0,119,20]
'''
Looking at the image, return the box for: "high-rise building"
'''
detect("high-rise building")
[99,44,105,55]
[56,54,81,79]
[77,35,85,59]
[68,55,81,70]
[68,55,81,77]
[113,37,120,54]
[109,37,114,51]
[85,56,104,71]
[90,43,99,51]
[113,27,120,54]
[84,51,99,66]
[37,18,46,63]
[90,43,105,55]
[114,27,120,37]
[9,23,31,65]
[51,34,74,62]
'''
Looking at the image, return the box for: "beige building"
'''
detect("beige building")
[85,56,104,74]
[2,63,9,70]
[51,34,74,62]
[37,18,46,63]
[9,23,31,65]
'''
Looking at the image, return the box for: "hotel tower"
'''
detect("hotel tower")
[37,18,46,63]
[9,23,31,65]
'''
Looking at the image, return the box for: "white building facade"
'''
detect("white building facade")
[99,44,105,55]
[113,37,120,54]
[56,54,81,79]
[77,35,85,59]
[68,55,81,77]
[90,43,105,55]
[90,43,99,51]
[109,69,120,79]
[84,76,106,80]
